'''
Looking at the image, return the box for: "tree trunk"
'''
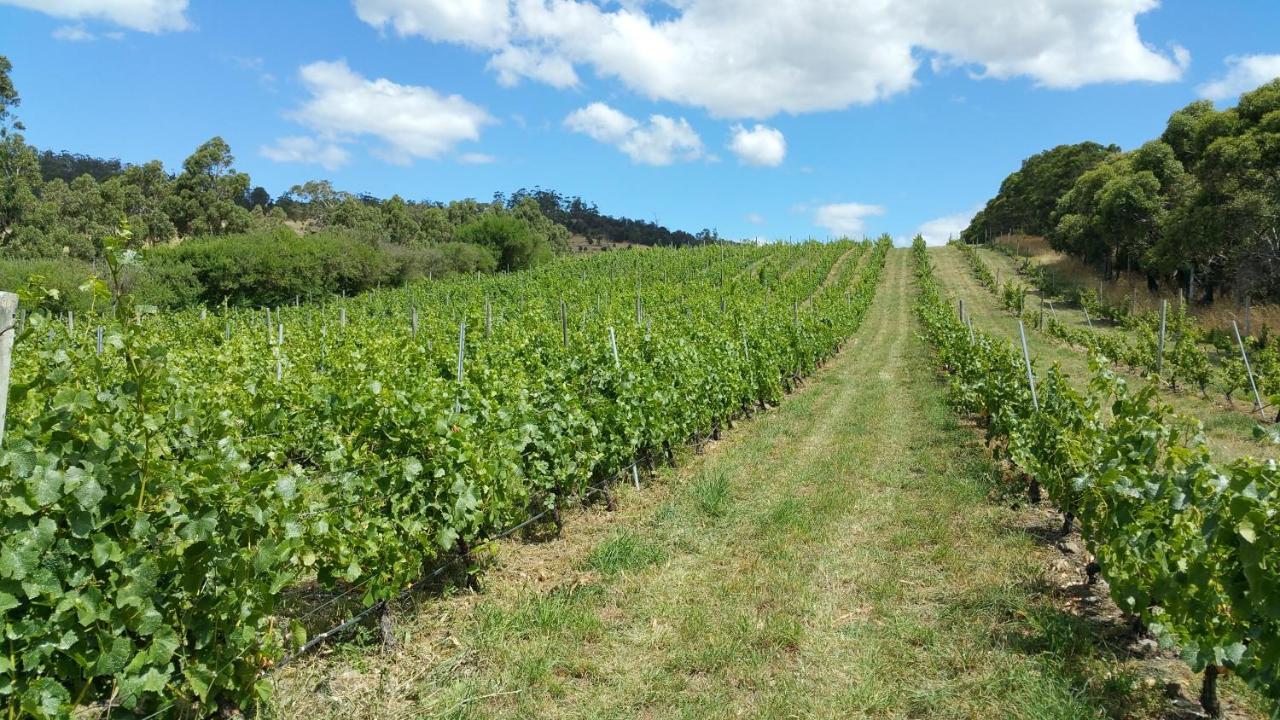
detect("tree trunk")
[1200,665,1220,718]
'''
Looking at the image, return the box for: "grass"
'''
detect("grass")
[267,249,1259,719]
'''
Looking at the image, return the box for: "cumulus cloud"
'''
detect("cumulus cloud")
[565,102,703,165]
[487,45,579,88]
[260,137,350,171]
[814,203,885,237]
[352,0,509,48]
[284,60,495,164]
[916,208,977,246]
[353,0,1187,118]
[1198,54,1280,101]
[1,0,189,32]
[729,124,786,167]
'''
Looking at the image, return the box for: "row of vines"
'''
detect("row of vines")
[952,241,1279,417]
[0,229,890,718]
[914,237,1279,716]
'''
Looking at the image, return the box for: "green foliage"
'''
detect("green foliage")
[454,214,552,271]
[0,237,891,715]
[913,238,1280,714]
[153,229,400,306]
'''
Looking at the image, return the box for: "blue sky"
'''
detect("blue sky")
[2,1,1279,244]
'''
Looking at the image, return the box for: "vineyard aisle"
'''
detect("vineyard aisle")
[272,249,1170,719]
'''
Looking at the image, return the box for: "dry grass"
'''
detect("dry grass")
[991,235,1280,336]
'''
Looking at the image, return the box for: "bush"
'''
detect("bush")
[384,241,497,282]
[152,229,400,306]
[453,214,552,271]
[0,257,97,314]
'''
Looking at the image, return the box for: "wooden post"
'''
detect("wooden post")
[225,321,231,341]
[967,316,975,345]
[277,323,284,347]
[958,298,966,324]
[1234,321,1265,417]
[631,464,640,490]
[67,311,74,333]
[485,298,492,339]
[636,294,643,325]
[453,322,467,414]
[411,307,418,339]
[560,300,568,348]
[96,326,104,355]
[1083,308,1093,330]
[1157,300,1167,375]
[200,307,207,321]
[340,307,347,327]
[0,293,17,447]
[1018,320,1039,410]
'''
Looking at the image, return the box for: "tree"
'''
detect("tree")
[165,137,251,236]
[0,55,42,244]
[453,214,551,271]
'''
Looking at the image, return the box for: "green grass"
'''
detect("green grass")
[267,249,1251,720]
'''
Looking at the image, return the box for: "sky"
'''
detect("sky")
[1,1,1279,245]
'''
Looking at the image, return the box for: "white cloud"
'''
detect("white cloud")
[286,60,495,164]
[1198,54,1280,102]
[52,24,95,41]
[352,0,510,48]
[565,102,703,165]
[487,45,579,88]
[729,124,786,167]
[458,152,497,164]
[354,0,1187,118]
[745,212,766,225]
[565,102,637,143]
[1,0,189,32]
[259,136,351,171]
[814,203,885,237]
[916,208,977,246]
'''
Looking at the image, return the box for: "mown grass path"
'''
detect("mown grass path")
[270,250,1180,719]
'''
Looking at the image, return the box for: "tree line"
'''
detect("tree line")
[0,55,708,311]
[962,77,1280,304]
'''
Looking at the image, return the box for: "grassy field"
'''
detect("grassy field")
[266,249,1262,719]
[930,245,1277,462]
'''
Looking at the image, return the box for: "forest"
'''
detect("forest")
[962,78,1280,304]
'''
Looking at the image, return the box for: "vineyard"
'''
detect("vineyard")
[0,234,889,717]
[953,241,1279,421]
[914,238,1280,715]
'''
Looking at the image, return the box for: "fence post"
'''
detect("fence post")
[609,327,620,369]
[1157,300,1167,375]
[1018,320,1039,411]
[560,299,568,348]
[453,322,467,414]
[0,293,19,447]
[1234,321,1265,417]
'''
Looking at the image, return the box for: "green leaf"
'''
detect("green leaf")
[21,678,69,719]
